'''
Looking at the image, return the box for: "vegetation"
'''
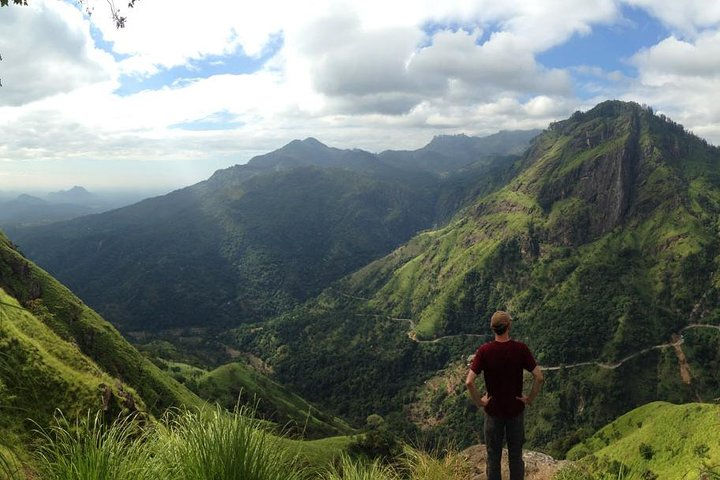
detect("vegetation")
[162,359,355,438]
[566,402,720,479]
[232,101,720,455]
[9,134,531,339]
[1,403,480,480]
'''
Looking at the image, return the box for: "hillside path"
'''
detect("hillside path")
[336,289,720,371]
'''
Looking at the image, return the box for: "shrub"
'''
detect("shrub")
[638,443,654,460]
[154,404,304,480]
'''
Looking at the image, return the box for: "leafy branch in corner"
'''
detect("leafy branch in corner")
[0,0,140,29]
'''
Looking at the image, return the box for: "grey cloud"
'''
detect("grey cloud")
[408,30,573,100]
[0,3,112,106]
[297,15,572,116]
[326,92,425,115]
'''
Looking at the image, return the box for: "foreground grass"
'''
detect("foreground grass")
[4,405,476,480]
[28,405,306,480]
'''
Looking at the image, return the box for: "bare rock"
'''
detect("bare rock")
[461,444,569,480]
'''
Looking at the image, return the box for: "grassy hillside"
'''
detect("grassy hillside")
[159,359,355,438]
[567,402,720,479]
[0,231,203,444]
[233,101,720,454]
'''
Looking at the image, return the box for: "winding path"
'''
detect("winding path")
[335,289,720,371]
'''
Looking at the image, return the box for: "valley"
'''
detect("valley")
[2,101,720,479]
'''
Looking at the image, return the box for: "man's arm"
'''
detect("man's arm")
[517,365,544,406]
[465,369,491,408]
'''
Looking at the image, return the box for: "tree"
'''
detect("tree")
[0,0,139,28]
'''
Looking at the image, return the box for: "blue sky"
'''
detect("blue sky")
[1,0,720,191]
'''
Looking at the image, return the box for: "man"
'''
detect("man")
[465,311,544,480]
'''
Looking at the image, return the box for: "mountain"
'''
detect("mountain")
[0,193,95,227]
[46,186,98,205]
[9,133,535,337]
[232,101,720,454]
[0,230,203,447]
[380,130,541,174]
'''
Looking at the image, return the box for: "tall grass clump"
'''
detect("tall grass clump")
[33,411,156,480]
[320,454,401,480]
[0,446,23,480]
[155,404,305,480]
[401,447,470,480]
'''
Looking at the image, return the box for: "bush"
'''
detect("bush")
[638,443,654,460]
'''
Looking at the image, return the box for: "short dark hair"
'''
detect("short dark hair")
[492,323,508,335]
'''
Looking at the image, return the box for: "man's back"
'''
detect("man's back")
[470,340,536,418]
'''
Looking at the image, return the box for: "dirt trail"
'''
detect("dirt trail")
[671,334,692,384]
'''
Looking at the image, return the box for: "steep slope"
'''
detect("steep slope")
[233,101,720,453]
[9,134,532,335]
[567,401,720,479]
[0,231,203,446]
[188,361,355,438]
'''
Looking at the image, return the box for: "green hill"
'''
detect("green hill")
[567,401,720,479]
[159,359,355,438]
[0,230,203,450]
[0,229,361,474]
[233,101,720,454]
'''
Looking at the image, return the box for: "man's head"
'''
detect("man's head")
[490,310,511,335]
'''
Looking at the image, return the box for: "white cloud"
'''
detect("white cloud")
[632,32,720,83]
[623,0,720,37]
[0,0,114,106]
[3,0,720,190]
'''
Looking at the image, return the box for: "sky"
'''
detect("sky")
[1,0,720,192]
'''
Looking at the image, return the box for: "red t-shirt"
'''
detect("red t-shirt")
[470,339,537,418]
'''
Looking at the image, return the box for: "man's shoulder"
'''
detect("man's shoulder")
[510,339,530,349]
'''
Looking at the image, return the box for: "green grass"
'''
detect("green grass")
[33,411,156,480]
[320,455,401,480]
[155,405,306,480]
[567,402,720,479]
[27,405,323,480]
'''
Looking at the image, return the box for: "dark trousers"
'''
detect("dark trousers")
[484,412,525,480]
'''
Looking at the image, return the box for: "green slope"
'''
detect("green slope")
[168,360,355,438]
[233,101,720,454]
[0,231,202,445]
[567,401,720,479]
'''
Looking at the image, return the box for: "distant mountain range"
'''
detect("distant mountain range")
[9,130,539,332]
[0,186,150,227]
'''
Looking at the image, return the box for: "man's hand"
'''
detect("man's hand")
[466,369,492,409]
[516,395,531,406]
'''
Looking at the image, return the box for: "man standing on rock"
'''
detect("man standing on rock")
[466,310,544,480]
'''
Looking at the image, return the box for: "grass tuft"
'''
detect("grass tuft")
[33,410,155,480]
[155,404,306,480]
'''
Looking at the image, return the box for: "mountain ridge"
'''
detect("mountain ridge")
[232,101,720,455]
[9,130,536,335]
